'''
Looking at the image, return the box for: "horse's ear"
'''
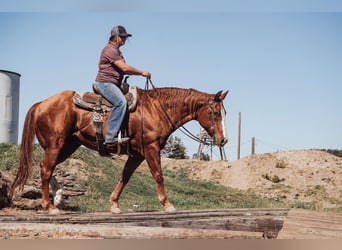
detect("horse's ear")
[214,90,229,102]
[221,90,229,100]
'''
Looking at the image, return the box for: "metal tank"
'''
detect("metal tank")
[0,70,21,144]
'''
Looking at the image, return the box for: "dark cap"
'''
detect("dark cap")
[111,25,132,37]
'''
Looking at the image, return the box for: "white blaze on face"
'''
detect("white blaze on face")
[221,106,228,140]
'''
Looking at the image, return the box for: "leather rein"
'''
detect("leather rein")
[141,78,219,147]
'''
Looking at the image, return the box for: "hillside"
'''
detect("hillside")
[1,144,341,212]
[162,150,342,210]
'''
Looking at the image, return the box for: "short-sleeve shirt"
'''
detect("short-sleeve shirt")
[95,43,125,85]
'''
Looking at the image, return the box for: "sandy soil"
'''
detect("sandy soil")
[162,149,342,209]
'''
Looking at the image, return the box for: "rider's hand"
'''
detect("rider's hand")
[142,71,151,78]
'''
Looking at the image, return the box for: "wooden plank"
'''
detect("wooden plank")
[278,209,342,239]
[121,216,285,238]
[0,222,264,239]
[0,208,288,239]
[0,208,288,223]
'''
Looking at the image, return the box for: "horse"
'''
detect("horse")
[11,86,228,214]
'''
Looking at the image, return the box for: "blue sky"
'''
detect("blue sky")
[1,2,342,160]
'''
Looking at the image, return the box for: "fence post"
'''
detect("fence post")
[251,137,255,155]
[237,112,241,160]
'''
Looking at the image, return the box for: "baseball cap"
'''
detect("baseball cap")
[111,25,132,37]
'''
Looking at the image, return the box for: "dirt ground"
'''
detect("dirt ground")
[162,149,342,209]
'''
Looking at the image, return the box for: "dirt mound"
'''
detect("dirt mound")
[162,150,342,209]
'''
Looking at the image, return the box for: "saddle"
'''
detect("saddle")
[72,83,138,156]
[73,84,137,113]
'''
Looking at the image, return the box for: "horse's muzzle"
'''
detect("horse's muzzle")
[216,137,228,147]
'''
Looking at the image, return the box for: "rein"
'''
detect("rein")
[142,78,213,145]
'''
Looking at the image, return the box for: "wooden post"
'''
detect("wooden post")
[251,137,255,155]
[237,112,241,160]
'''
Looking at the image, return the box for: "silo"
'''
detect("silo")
[0,70,21,144]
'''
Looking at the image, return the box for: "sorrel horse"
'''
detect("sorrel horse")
[11,86,228,214]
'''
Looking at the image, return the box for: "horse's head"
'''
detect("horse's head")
[196,90,229,147]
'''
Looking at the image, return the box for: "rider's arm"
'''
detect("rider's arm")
[114,60,151,78]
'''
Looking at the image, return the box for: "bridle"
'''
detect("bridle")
[141,78,224,146]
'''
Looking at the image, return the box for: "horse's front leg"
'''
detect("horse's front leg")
[109,153,144,213]
[144,148,176,213]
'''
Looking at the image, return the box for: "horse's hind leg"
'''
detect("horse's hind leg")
[49,175,63,207]
[40,147,61,214]
[40,140,80,214]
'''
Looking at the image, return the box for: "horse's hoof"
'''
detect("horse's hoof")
[165,205,177,213]
[48,208,60,215]
[110,207,122,214]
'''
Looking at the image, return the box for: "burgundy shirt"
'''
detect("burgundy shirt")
[95,43,125,85]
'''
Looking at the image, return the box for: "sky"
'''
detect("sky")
[1,1,342,160]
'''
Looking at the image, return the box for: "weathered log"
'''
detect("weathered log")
[0,223,264,239]
[0,208,288,238]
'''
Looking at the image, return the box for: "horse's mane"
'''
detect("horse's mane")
[140,87,208,103]
[136,87,212,118]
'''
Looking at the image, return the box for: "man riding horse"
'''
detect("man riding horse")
[94,25,151,150]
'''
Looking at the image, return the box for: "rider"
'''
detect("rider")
[94,25,151,150]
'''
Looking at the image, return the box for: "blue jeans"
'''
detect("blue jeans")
[94,82,127,143]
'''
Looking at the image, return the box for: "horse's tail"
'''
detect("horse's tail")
[11,102,40,195]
